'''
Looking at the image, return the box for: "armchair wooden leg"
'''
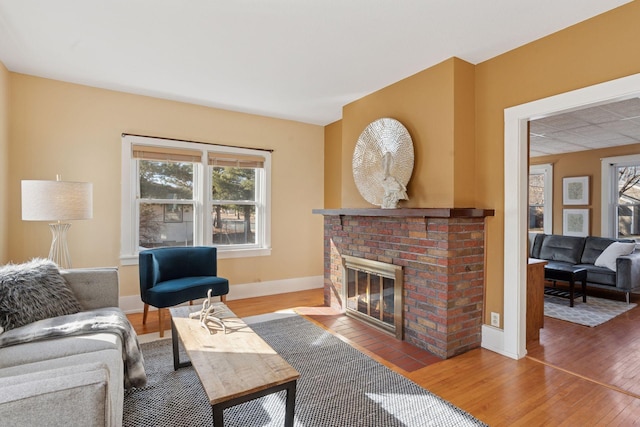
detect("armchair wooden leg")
[221,295,227,303]
[159,308,165,338]
[143,304,149,325]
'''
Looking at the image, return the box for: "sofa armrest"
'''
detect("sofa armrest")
[615,251,640,291]
[0,362,113,426]
[61,267,120,310]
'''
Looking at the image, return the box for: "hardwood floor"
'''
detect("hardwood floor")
[127,288,640,425]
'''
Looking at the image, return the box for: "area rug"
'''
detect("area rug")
[544,294,637,327]
[123,313,487,427]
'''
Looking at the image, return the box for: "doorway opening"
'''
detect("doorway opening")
[501,73,640,359]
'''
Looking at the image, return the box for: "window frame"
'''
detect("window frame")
[528,163,553,235]
[121,135,271,265]
[601,153,640,241]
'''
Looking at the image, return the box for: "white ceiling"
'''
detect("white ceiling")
[530,98,640,157]
[0,0,631,126]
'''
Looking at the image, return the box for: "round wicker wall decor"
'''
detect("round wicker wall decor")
[352,118,414,208]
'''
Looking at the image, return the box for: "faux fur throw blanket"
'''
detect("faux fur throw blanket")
[0,307,147,389]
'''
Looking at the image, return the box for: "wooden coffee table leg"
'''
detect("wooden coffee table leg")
[582,277,587,303]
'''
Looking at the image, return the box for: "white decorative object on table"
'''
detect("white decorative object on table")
[189,289,226,334]
[353,118,414,209]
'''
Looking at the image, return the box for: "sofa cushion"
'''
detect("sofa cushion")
[0,332,121,369]
[0,259,82,333]
[594,242,637,271]
[0,362,111,427]
[575,263,617,286]
[0,347,124,426]
[539,235,586,264]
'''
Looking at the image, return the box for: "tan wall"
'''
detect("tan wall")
[476,1,640,321]
[329,1,640,325]
[453,59,476,208]
[0,62,9,263]
[8,74,325,297]
[532,143,640,237]
[324,120,342,209]
[340,57,475,208]
[5,1,639,324]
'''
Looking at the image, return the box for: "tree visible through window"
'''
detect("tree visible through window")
[529,173,545,232]
[528,164,552,234]
[212,166,257,245]
[616,165,640,240]
[138,160,194,248]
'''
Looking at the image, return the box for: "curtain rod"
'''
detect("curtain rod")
[121,133,275,153]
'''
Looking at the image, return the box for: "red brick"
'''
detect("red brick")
[322,214,485,359]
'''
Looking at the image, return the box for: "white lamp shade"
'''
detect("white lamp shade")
[22,180,93,221]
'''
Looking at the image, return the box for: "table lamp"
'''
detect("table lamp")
[21,175,93,269]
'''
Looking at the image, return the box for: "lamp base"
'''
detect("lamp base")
[48,222,72,269]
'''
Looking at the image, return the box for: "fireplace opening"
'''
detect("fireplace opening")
[342,255,403,339]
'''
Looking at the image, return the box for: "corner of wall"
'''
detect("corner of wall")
[324,120,343,208]
[453,58,477,208]
[0,61,10,263]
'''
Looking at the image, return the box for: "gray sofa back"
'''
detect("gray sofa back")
[529,233,545,259]
[538,235,586,264]
[530,233,637,265]
[61,267,119,310]
[580,236,635,264]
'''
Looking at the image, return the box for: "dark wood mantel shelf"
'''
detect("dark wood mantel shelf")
[312,208,495,218]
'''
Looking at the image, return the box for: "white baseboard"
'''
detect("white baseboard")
[119,275,323,314]
[481,324,522,359]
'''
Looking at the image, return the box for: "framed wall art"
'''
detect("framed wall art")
[563,176,589,205]
[563,208,589,237]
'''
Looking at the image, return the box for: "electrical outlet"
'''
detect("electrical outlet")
[491,312,500,327]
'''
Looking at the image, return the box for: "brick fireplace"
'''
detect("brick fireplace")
[313,208,494,359]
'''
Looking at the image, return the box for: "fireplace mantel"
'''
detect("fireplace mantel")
[312,207,494,218]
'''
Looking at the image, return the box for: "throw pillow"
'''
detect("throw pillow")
[594,242,637,271]
[0,258,83,333]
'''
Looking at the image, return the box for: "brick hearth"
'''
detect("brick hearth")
[313,208,494,359]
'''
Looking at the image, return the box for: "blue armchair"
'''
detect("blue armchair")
[139,246,229,337]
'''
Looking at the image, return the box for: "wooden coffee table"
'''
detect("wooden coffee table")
[170,304,300,427]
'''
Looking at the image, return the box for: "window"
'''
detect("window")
[209,152,265,247]
[121,135,271,264]
[602,154,640,241]
[528,164,553,234]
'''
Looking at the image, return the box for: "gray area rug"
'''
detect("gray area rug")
[124,313,486,427]
[544,294,637,327]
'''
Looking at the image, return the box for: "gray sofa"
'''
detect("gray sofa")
[0,267,125,427]
[529,233,640,303]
